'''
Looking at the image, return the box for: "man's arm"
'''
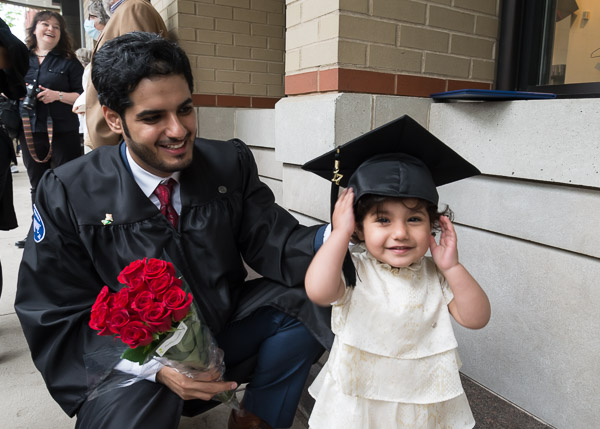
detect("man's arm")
[15,172,124,416]
[233,139,322,286]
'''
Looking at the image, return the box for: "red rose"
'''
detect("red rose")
[128,276,149,294]
[162,286,193,322]
[118,258,146,285]
[147,273,180,299]
[119,321,154,348]
[112,287,131,310]
[131,290,156,313]
[106,308,132,335]
[144,259,175,280]
[89,302,112,335]
[140,302,172,333]
[92,285,112,311]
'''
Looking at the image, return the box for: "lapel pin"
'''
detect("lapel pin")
[101,213,113,225]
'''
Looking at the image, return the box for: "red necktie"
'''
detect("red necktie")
[153,178,178,229]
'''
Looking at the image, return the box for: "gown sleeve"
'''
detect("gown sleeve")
[14,171,124,417]
[232,139,320,287]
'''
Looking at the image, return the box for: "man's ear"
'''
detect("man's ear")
[102,106,123,134]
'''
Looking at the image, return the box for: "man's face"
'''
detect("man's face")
[105,74,196,177]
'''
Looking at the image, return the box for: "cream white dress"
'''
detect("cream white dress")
[308,244,475,429]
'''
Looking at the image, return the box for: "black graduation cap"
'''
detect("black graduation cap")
[302,114,480,207]
[302,114,480,286]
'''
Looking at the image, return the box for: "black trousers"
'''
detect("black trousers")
[75,307,324,429]
[20,130,82,204]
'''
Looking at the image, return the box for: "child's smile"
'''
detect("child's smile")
[356,198,431,268]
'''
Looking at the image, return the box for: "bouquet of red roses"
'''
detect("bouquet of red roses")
[89,257,238,407]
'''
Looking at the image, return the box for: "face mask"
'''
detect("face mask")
[84,19,101,40]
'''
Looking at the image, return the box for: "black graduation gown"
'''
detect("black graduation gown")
[15,138,332,417]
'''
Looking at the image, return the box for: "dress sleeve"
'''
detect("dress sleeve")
[231,139,321,287]
[437,268,455,305]
[14,171,124,417]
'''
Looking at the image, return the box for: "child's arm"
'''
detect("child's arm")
[305,188,355,306]
[429,216,491,329]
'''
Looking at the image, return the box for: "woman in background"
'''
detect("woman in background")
[16,11,83,248]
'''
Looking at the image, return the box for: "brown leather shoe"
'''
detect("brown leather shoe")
[227,407,273,429]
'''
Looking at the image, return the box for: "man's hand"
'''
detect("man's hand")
[155,366,237,401]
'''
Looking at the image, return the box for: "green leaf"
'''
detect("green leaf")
[121,343,153,365]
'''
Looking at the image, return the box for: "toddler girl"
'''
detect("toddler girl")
[305,148,491,429]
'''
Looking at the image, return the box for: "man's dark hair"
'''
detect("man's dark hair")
[92,32,193,116]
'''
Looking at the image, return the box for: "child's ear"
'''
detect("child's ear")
[355,225,365,242]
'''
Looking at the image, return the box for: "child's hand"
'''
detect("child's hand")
[332,188,355,239]
[429,215,459,272]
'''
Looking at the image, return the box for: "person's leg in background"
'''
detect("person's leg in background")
[49,130,83,169]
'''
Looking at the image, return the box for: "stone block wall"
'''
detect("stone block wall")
[155,0,285,106]
[429,99,600,429]
[271,94,600,429]
[195,107,282,201]
[285,0,500,96]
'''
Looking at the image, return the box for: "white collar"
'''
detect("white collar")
[126,146,180,198]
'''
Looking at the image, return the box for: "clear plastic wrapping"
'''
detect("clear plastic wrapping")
[87,256,239,409]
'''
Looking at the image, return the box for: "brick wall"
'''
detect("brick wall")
[285,0,499,96]
[164,0,285,102]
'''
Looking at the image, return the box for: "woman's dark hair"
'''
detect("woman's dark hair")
[92,32,194,116]
[26,11,76,59]
[352,194,453,242]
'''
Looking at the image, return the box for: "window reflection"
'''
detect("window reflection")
[548,0,600,85]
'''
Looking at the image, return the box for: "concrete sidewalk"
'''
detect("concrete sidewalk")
[0,164,306,429]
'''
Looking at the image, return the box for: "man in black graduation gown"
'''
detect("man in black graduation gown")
[15,32,331,429]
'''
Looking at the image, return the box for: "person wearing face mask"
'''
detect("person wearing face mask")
[84,0,110,42]
[15,11,84,249]
[73,0,110,151]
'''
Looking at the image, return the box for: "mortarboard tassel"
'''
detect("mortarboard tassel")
[331,148,357,287]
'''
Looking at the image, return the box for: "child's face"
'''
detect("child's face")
[356,198,431,268]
